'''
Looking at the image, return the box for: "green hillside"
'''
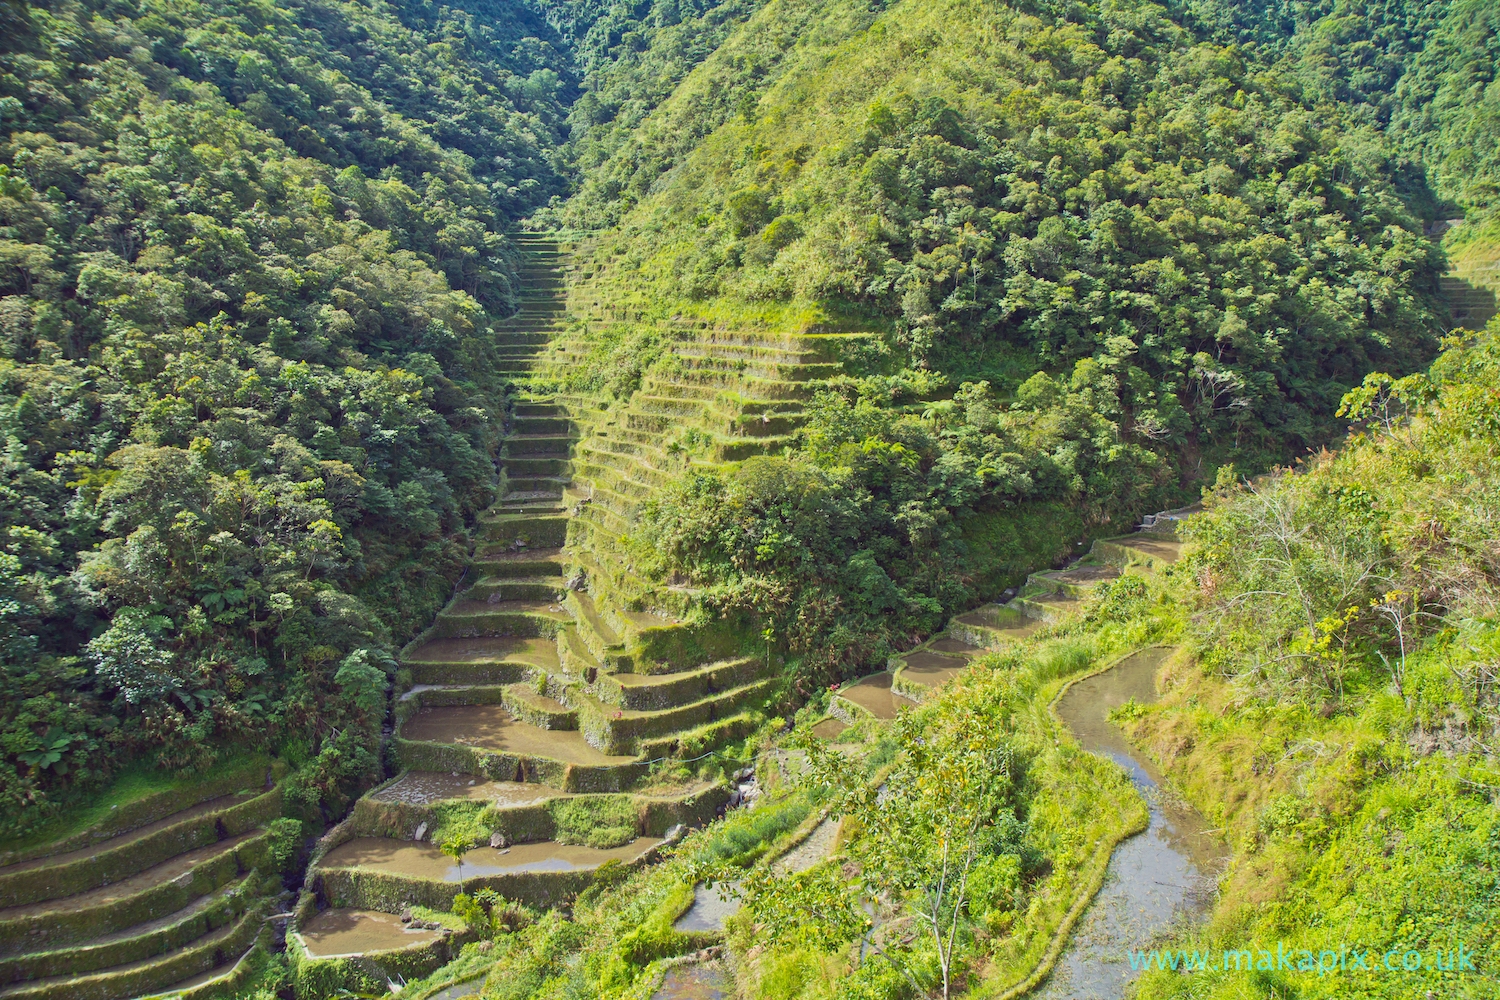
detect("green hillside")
[0,0,1497,997]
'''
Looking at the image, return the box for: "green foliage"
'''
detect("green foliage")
[1184,325,1500,699]
[1117,327,1500,999]
[570,0,1444,458]
[549,795,638,849]
[0,0,580,829]
[636,370,1172,684]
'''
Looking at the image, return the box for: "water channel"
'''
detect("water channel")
[1040,647,1228,999]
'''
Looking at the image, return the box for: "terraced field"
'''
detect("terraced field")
[829,511,1191,724]
[0,761,289,1000]
[288,235,883,992]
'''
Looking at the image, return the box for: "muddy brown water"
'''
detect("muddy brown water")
[320,837,661,880]
[953,608,1042,640]
[1043,647,1228,1000]
[927,636,982,656]
[811,718,847,740]
[900,652,968,690]
[299,908,443,958]
[399,705,635,766]
[837,673,902,720]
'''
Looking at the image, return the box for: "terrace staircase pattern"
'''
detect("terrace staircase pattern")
[830,513,1189,724]
[0,768,284,1000]
[294,234,876,986]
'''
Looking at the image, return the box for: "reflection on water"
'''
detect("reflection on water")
[654,960,731,999]
[1042,648,1228,1000]
[425,977,484,1000]
[673,882,741,932]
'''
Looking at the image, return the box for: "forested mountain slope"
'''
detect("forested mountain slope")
[0,0,585,831]
[0,1,1496,996]
[541,0,1463,678]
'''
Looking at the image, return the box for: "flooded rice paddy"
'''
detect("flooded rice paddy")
[399,705,634,766]
[319,836,661,880]
[1043,647,1227,1000]
[654,960,733,999]
[837,673,902,720]
[299,908,443,958]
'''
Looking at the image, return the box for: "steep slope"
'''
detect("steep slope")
[284,235,886,990]
[0,0,579,835]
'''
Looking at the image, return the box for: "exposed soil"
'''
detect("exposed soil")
[298,908,443,958]
[399,705,636,766]
[1113,536,1182,563]
[319,837,662,880]
[1050,564,1120,583]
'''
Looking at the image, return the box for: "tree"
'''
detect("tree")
[744,707,1022,999]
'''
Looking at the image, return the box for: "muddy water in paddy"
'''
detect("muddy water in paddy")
[299,908,443,958]
[812,718,848,740]
[399,704,635,766]
[900,651,969,689]
[928,636,983,656]
[838,673,902,720]
[319,836,661,880]
[953,607,1041,639]
[1042,648,1228,1000]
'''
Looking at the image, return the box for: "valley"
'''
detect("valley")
[1,0,1498,998]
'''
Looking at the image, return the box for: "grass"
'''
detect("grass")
[0,752,271,858]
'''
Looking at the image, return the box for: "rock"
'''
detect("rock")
[489,830,509,849]
[663,823,687,844]
[400,908,413,923]
[413,822,428,842]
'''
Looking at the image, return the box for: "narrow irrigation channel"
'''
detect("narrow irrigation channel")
[1040,647,1229,999]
